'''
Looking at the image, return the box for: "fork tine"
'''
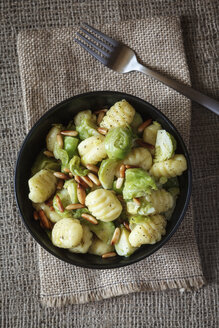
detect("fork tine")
[76,32,110,57]
[74,38,107,65]
[80,27,113,52]
[83,23,119,47]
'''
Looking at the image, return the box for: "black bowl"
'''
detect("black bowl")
[15,91,192,269]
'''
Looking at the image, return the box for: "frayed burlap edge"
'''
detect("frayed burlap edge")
[41,276,206,307]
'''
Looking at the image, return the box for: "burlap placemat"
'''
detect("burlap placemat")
[17,17,205,307]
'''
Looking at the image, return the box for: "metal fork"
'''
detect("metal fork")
[75,23,219,116]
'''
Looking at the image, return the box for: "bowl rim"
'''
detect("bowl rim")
[14,90,192,269]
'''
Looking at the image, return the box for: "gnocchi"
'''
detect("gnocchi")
[51,218,83,248]
[78,135,107,165]
[28,169,57,203]
[100,100,135,129]
[129,215,167,247]
[115,147,152,177]
[150,154,187,178]
[85,189,122,222]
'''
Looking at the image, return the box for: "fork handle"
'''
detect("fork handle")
[137,63,219,116]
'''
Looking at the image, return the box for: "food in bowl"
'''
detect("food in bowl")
[28,99,187,258]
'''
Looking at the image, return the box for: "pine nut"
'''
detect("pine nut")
[57,179,64,190]
[53,172,69,180]
[81,213,98,225]
[75,176,89,188]
[86,164,99,174]
[87,172,101,186]
[123,221,131,232]
[61,130,78,137]
[97,111,105,125]
[94,109,108,114]
[136,139,154,149]
[77,184,86,205]
[138,119,152,133]
[39,210,52,229]
[80,176,94,188]
[97,127,108,135]
[65,203,85,210]
[55,195,64,212]
[102,252,117,259]
[56,133,63,148]
[43,150,54,158]
[63,167,70,173]
[111,227,121,245]
[33,211,39,221]
[116,177,124,189]
[133,197,141,206]
[125,164,139,169]
[119,164,126,178]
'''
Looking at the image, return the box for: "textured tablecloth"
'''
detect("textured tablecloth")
[1,0,218,326]
[17,17,205,307]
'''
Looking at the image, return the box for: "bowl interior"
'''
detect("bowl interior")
[15,91,191,269]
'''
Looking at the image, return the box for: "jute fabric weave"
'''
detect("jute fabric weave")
[1,0,218,327]
[17,18,204,307]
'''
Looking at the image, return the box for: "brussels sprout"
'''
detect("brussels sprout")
[89,221,115,245]
[138,200,156,215]
[104,126,133,159]
[81,218,116,245]
[66,120,76,130]
[76,118,101,140]
[129,215,148,225]
[115,227,137,257]
[159,177,168,185]
[72,207,90,219]
[126,199,155,216]
[130,112,143,133]
[154,130,177,162]
[89,238,115,256]
[98,158,120,189]
[63,136,79,159]
[31,151,60,176]
[123,168,157,200]
[126,201,139,215]
[64,179,78,203]
[74,110,93,126]
[69,155,89,176]
[53,141,69,166]
[129,215,149,230]
[168,187,180,198]
[74,110,100,140]
[53,189,73,218]
[163,177,179,189]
